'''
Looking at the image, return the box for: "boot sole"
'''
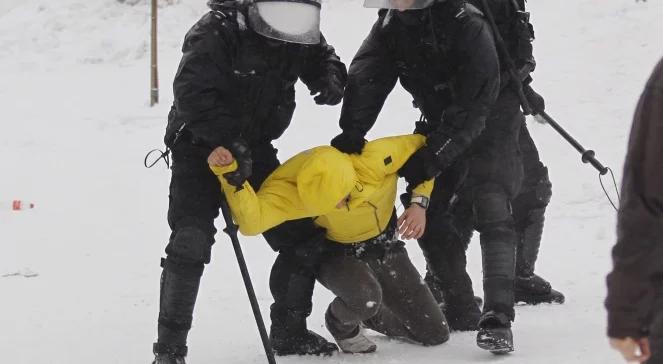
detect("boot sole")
[477,340,514,354]
[273,348,337,357]
[340,346,377,354]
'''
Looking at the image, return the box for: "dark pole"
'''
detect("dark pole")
[219,197,277,364]
[150,0,159,106]
[535,111,609,175]
[479,0,609,175]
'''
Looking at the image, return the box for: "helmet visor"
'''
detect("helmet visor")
[248,0,321,45]
[363,0,435,10]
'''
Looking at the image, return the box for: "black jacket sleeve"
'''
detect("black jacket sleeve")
[299,33,348,94]
[170,14,241,148]
[431,13,500,168]
[606,58,663,339]
[338,15,399,137]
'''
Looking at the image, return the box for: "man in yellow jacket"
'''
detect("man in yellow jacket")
[208,134,450,353]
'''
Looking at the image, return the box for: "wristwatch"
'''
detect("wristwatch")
[410,195,430,209]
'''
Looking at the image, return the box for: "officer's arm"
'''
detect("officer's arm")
[359,135,434,198]
[299,34,348,96]
[338,17,399,137]
[173,27,241,148]
[209,164,310,236]
[429,15,500,169]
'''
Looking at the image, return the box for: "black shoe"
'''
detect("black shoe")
[270,330,339,356]
[515,274,565,305]
[152,343,187,364]
[476,312,514,354]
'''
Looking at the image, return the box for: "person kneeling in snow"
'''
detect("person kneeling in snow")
[208,134,450,353]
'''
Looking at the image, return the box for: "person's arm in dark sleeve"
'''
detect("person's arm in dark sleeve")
[606,59,663,339]
[332,15,399,154]
[172,21,241,148]
[299,33,348,106]
[425,14,500,172]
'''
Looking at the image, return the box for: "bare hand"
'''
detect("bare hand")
[610,337,651,363]
[397,205,426,240]
[207,147,234,167]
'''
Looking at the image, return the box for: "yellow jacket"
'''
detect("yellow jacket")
[210,134,434,243]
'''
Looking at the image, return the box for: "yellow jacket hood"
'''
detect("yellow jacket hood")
[296,146,357,215]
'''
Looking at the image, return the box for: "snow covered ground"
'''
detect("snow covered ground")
[1,0,662,363]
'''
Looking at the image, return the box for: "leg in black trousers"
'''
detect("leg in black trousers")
[512,123,564,304]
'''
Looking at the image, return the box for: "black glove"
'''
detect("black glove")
[524,85,545,115]
[310,71,345,106]
[398,147,440,188]
[423,129,456,173]
[223,139,252,188]
[331,129,366,154]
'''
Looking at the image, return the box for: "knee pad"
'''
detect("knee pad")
[473,187,513,232]
[519,167,552,207]
[533,167,552,206]
[166,226,214,265]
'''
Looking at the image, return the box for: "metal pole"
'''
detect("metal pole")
[219,197,277,364]
[479,0,609,176]
[150,0,159,106]
[535,111,609,175]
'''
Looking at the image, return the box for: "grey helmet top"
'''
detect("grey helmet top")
[248,0,322,44]
[363,0,436,10]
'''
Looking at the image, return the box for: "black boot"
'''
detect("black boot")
[154,258,203,364]
[152,343,187,364]
[477,312,513,354]
[515,274,565,304]
[270,326,338,356]
[425,273,481,331]
[270,308,338,356]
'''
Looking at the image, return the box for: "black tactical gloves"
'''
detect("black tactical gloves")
[330,129,366,154]
[423,130,454,174]
[223,139,252,188]
[524,85,545,115]
[398,147,439,188]
[310,71,345,106]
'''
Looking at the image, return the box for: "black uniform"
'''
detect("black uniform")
[154,6,347,358]
[332,2,522,350]
[422,1,562,329]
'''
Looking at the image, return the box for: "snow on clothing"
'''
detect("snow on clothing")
[211,134,433,243]
[158,5,347,357]
[319,234,449,346]
[211,134,449,346]
[606,57,663,363]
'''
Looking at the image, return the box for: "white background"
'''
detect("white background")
[1,0,662,363]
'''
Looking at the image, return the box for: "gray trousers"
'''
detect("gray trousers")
[318,243,449,346]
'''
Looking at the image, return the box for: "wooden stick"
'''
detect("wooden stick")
[150,0,159,106]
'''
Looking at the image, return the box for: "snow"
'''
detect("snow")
[1,0,662,363]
